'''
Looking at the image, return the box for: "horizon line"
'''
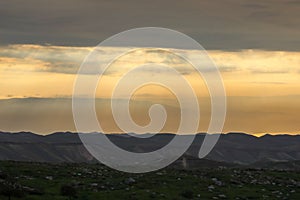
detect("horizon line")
[0,131,299,138]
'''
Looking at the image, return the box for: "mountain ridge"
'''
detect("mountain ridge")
[0,131,299,169]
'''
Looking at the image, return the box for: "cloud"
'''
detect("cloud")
[218,66,238,73]
[0,0,299,51]
[251,69,290,74]
[0,45,299,76]
[0,44,91,73]
[0,45,226,75]
[209,50,300,74]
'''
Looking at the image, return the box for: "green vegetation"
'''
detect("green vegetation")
[0,161,299,199]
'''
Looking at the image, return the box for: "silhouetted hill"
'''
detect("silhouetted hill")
[0,132,299,169]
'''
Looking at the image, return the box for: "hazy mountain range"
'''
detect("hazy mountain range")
[0,132,299,169]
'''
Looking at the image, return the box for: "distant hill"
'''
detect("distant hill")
[0,132,299,169]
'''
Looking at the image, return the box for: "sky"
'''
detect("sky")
[0,0,299,135]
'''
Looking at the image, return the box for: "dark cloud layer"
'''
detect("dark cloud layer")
[0,0,299,51]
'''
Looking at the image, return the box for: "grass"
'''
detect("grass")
[0,161,299,199]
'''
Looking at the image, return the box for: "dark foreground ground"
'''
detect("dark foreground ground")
[0,161,299,200]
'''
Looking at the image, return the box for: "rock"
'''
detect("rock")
[45,176,53,181]
[23,186,44,195]
[150,192,156,198]
[212,178,223,186]
[160,193,165,197]
[250,179,257,184]
[125,177,136,185]
[208,185,215,191]
[215,180,223,186]
[212,178,218,182]
[100,185,105,189]
[90,183,98,187]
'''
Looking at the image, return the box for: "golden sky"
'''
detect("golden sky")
[0,44,299,134]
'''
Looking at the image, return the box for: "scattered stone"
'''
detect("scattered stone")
[45,176,53,181]
[150,192,156,198]
[22,186,44,195]
[208,185,215,191]
[125,177,136,185]
[212,178,223,186]
[100,185,105,189]
[90,183,98,187]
